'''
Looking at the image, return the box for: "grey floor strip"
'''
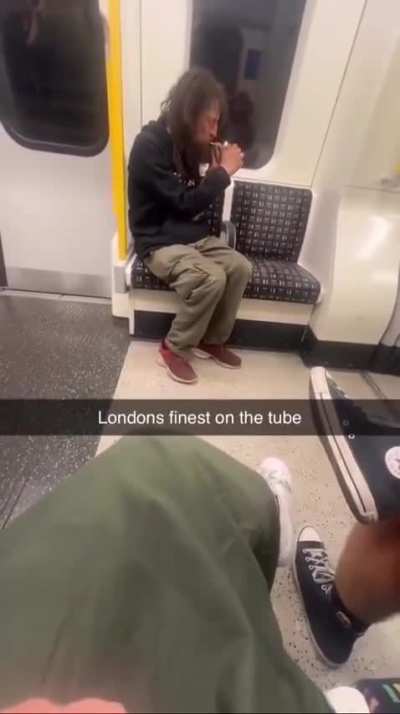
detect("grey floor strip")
[0,295,130,525]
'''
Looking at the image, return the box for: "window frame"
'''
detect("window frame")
[189,0,307,171]
[1,121,109,158]
[0,0,109,158]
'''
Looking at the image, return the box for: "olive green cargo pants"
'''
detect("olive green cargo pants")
[145,236,252,356]
[0,436,330,713]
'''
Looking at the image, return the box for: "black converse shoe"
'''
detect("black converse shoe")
[310,367,400,522]
[293,527,363,667]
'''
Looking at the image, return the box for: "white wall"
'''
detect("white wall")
[350,39,400,191]
[301,0,400,345]
[141,0,192,125]
[120,0,141,152]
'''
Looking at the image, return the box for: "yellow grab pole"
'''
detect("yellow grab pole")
[106,0,128,261]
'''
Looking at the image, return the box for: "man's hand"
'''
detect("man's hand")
[210,143,223,168]
[219,143,244,176]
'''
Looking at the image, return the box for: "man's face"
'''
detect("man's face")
[193,102,220,146]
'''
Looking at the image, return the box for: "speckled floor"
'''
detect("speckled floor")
[0,294,130,524]
[2,293,400,693]
[97,339,400,694]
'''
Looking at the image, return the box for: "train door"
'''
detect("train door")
[0,0,115,297]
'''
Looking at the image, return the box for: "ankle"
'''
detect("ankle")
[330,584,369,635]
[163,340,184,358]
[258,458,293,566]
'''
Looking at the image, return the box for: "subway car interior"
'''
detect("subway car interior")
[1,0,400,699]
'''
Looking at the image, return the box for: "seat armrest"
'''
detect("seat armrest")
[126,252,138,289]
[221,220,236,249]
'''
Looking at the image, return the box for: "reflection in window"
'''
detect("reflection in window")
[190,0,306,169]
[0,0,108,156]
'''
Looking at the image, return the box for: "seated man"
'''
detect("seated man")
[128,68,252,385]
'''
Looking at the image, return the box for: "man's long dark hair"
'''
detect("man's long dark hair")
[160,67,227,182]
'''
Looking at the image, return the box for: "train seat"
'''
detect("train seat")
[131,194,226,292]
[131,258,171,292]
[132,254,319,304]
[233,181,320,303]
[243,258,319,303]
[131,181,320,305]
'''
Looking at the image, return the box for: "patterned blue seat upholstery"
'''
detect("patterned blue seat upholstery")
[232,182,312,260]
[132,258,171,291]
[232,181,320,304]
[131,195,223,292]
[244,258,320,303]
[132,181,320,305]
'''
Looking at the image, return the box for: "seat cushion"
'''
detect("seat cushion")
[131,195,224,291]
[232,181,312,261]
[132,257,172,291]
[132,256,320,305]
[244,258,320,304]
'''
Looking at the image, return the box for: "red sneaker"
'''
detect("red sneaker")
[193,343,242,369]
[158,342,198,384]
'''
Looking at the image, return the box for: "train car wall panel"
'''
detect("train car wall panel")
[120,0,141,166]
[140,0,365,186]
[0,125,115,296]
[0,0,115,297]
[301,0,400,346]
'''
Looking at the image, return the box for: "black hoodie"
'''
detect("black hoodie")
[128,118,231,260]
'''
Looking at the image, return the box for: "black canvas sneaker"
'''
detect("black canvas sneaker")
[293,526,366,667]
[310,367,400,522]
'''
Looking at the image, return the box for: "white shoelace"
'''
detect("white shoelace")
[303,547,335,594]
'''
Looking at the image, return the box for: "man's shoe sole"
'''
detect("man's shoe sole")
[158,355,198,384]
[192,348,241,369]
[310,367,377,523]
[192,348,211,360]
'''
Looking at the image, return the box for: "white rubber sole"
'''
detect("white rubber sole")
[192,348,211,360]
[192,347,241,369]
[157,355,198,384]
[257,457,294,567]
[292,527,341,669]
[310,367,377,523]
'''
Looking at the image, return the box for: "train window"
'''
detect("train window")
[190,0,306,169]
[0,0,108,156]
